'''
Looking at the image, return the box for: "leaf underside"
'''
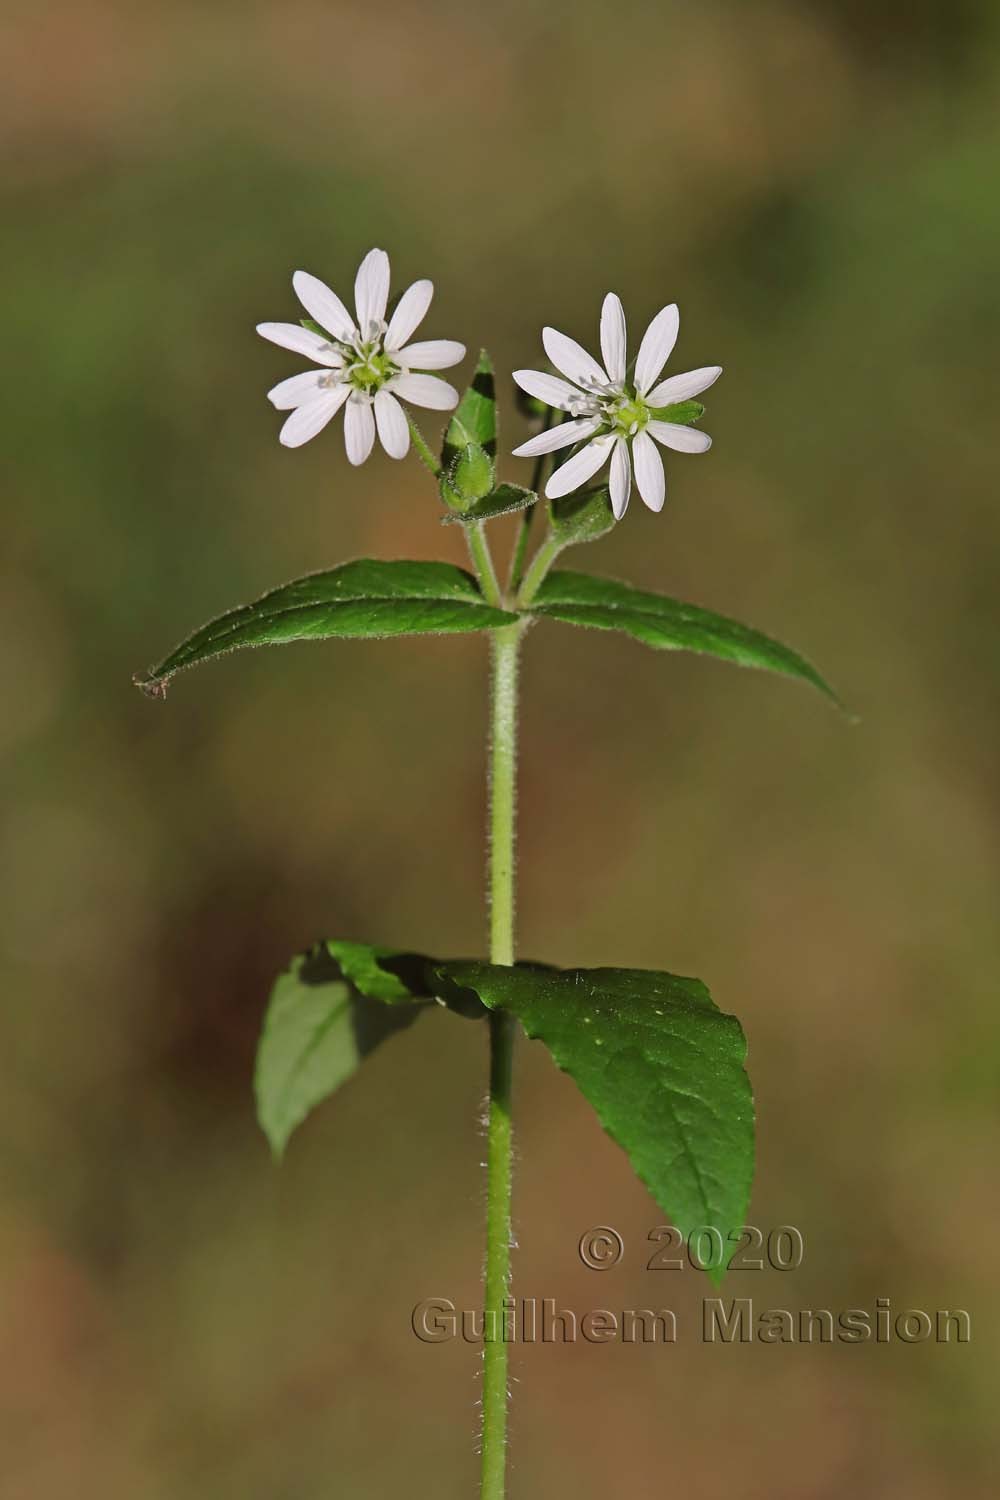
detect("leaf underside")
[255,940,754,1277]
[254,941,436,1159]
[528,571,839,705]
[442,483,537,526]
[135,560,512,694]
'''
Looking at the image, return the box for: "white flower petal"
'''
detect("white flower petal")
[292,271,355,340]
[634,304,680,395]
[395,338,465,370]
[278,387,350,448]
[512,369,587,412]
[511,417,600,458]
[541,327,608,389]
[373,389,410,459]
[256,322,343,367]
[544,434,614,499]
[647,420,712,454]
[390,372,459,410]
[344,395,376,465]
[385,279,434,351]
[646,366,723,406]
[600,294,627,385]
[632,430,665,511]
[354,248,390,334]
[609,438,631,519]
[268,369,335,410]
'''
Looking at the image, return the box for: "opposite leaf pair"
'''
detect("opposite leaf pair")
[133,558,837,703]
[255,939,753,1283]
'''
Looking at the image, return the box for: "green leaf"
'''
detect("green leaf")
[134,560,513,695]
[437,961,754,1280]
[526,571,839,705]
[322,941,430,1003]
[647,399,705,425]
[549,485,615,546]
[254,941,433,1158]
[442,350,496,469]
[443,483,537,527]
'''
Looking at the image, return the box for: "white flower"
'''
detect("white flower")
[512,296,721,517]
[257,249,466,459]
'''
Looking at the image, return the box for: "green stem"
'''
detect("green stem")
[467,522,504,610]
[406,414,442,477]
[480,622,521,1500]
[507,501,536,596]
[508,411,557,592]
[488,625,519,966]
[516,530,565,609]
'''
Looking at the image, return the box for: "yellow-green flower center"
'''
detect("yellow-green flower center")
[346,346,397,394]
[605,392,650,438]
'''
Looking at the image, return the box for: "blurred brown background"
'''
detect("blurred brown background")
[2,1,998,1495]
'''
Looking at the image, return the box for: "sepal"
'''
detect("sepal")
[549,485,616,547]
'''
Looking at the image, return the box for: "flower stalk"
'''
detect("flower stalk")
[516,530,565,609]
[406,413,443,477]
[508,407,557,592]
[468,523,504,611]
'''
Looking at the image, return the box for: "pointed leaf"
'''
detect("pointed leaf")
[437,961,754,1280]
[526,572,839,705]
[443,483,537,526]
[441,350,496,469]
[135,560,513,695]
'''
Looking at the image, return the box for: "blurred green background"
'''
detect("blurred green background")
[3,0,998,1494]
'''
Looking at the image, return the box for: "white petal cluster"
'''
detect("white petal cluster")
[513,296,721,517]
[257,249,466,460]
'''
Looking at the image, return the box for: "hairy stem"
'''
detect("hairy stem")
[488,625,519,966]
[468,522,504,609]
[406,414,442,477]
[508,409,562,592]
[516,530,565,608]
[507,501,536,596]
[480,621,521,1500]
